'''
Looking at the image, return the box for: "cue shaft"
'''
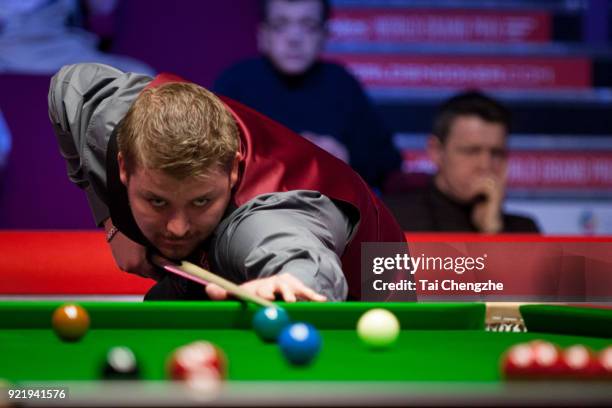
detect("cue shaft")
[151,254,273,307]
[180,261,274,307]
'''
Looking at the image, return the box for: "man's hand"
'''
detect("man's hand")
[302,132,350,163]
[103,218,162,280]
[205,273,327,302]
[471,175,505,233]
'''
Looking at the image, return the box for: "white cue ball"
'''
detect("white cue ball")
[357,308,400,348]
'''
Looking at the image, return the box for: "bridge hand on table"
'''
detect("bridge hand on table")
[205,273,327,302]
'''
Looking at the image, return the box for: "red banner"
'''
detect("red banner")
[327,55,591,89]
[361,238,612,301]
[402,150,612,190]
[407,240,612,300]
[330,9,551,43]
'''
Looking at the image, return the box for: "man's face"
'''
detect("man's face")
[429,115,509,203]
[258,0,326,75]
[119,157,239,259]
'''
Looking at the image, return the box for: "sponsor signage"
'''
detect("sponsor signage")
[401,150,612,189]
[330,9,551,43]
[326,55,591,89]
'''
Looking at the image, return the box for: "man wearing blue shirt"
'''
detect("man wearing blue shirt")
[214,0,402,190]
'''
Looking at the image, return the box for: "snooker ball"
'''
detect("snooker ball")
[563,344,602,380]
[279,322,321,366]
[51,303,90,342]
[501,342,534,379]
[501,340,565,380]
[529,340,565,377]
[102,346,140,380]
[167,341,227,381]
[598,346,612,379]
[252,306,291,342]
[357,308,400,349]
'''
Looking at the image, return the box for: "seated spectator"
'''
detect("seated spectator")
[214,0,402,190]
[0,0,153,75]
[386,91,539,233]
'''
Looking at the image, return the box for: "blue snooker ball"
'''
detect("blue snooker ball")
[252,306,291,342]
[279,322,321,365]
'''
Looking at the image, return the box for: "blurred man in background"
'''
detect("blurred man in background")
[214,0,402,191]
[387,91,539,233]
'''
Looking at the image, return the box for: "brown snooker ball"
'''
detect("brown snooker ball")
[52,303,90,341]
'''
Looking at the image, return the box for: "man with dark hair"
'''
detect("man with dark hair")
[214,0,402,190]
[387,91,539,233]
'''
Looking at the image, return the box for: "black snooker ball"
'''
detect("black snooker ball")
[102,346,140,380]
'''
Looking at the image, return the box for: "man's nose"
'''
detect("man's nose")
[166,212,190,237]
[286,24,305,42]
[477,150,494,171]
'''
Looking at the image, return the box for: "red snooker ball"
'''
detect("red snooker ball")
[167,341,227,381]
[529,340,566,378]
[501,342,535,380]
[563,344,603,380]
[598,346,612,380]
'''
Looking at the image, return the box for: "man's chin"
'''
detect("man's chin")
[446,189,479,205]
[276,59,310,76]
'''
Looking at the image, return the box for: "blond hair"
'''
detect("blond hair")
[117,82,239,178]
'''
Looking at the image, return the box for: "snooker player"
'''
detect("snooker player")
[48,63,407,301]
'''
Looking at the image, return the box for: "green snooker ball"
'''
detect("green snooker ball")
[252,306,291,342]
[357,308,400,349]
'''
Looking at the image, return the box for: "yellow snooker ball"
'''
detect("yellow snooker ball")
[357,308,400,349]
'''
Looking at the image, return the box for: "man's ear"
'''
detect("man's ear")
[229,151,243,188]
[118,152,128,186]
[426,135,444,169]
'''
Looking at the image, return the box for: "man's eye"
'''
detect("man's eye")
[149,198,166,208]
[492,149,509,159]
[301,19,323,32]
[193,198,210,207]
[460,147,479,155]
[268,20,288,32]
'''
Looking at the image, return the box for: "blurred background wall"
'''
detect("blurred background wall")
[1,0,611,234]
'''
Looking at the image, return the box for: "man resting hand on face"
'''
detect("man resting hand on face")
[385,91,539,234]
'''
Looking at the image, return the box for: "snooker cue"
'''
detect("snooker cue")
[150,254,274,308]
